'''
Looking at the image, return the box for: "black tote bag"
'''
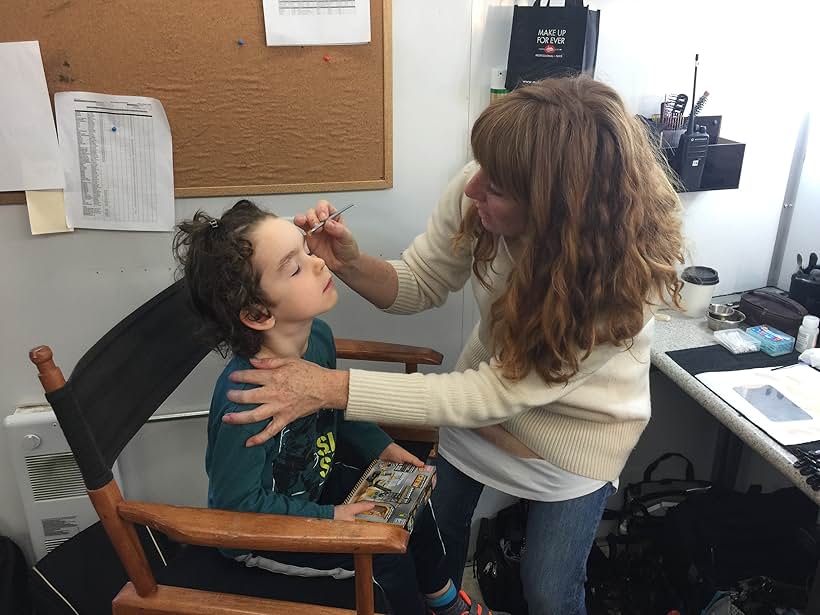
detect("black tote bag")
[505,0,600,90]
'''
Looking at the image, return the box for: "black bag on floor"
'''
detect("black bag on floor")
[1,535,32,615]
[473,501,529,615]
[700,576,809,615]
[619,452,712,542]
[586,453,706,615]
[586,533,682,615]
[662,486,819,613]
[505,0,600,90]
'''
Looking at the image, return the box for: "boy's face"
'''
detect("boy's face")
[250,217,338,324]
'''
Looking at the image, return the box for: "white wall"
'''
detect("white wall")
[1,0,813,563]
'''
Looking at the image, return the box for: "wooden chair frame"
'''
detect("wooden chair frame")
[30,338,442,615]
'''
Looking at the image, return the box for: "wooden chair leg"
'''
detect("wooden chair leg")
[88,482,158,597]
[354,554,375,615]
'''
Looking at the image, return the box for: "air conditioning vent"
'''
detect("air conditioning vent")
[26,452,86,501]
[5,406,121,561]
[43,536,70,554]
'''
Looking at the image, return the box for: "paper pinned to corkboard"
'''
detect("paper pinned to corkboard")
[25,190,72,235]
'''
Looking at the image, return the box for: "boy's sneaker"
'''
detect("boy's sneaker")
[430,589,510,615]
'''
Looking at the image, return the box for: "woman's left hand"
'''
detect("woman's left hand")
[224,357,349,447]
[378,443,424,468]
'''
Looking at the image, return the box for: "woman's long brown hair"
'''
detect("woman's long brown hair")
[455,76,684,384]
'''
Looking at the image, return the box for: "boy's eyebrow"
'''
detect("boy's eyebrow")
[276,237,307,271]
[277,249,298,271]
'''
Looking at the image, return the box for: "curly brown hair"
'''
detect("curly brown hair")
[455,76,684,384]
[173,200,277,358]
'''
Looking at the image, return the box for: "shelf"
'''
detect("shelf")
[662,137,745,192]
[640,115,745,193]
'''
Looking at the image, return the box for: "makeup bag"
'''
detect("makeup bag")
[739,290,807,337]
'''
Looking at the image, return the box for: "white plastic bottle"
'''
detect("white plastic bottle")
[490,68,509,104]
[795,315,820,353]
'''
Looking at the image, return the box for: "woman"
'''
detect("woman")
[223,76,684,615]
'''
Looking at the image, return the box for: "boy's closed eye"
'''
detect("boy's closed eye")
[290,240,313,276]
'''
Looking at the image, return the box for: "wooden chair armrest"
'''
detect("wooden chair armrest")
[118,501,408,554]
[335,339,443,368]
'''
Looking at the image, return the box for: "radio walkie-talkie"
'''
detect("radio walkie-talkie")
[675,54,709,191]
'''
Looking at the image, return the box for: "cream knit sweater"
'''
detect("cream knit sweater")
[345,163,653,481]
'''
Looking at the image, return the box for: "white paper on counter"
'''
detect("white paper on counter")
[697,364,820,446]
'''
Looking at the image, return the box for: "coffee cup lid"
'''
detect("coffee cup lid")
[681,266,719,285]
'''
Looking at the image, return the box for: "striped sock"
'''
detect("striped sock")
[426,580,457,610]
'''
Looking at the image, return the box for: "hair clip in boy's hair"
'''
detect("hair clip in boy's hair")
[209,219,219,229]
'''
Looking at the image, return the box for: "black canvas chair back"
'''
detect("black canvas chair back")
[44,280,211,490]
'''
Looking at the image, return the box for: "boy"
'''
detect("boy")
[173,200,503,615]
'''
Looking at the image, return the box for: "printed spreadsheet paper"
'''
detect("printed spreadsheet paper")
[55,92,174,231]
[262,0,371,46]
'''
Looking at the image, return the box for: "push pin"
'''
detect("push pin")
[111,126,117,132]
[323,54,332,62]
[237,38,246,46]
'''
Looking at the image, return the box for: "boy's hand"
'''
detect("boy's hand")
[334,502,375,521]
[378,442,424,468]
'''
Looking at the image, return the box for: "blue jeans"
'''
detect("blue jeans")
[430,455,615,615]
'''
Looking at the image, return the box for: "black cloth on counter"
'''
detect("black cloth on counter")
[666,345,799,377]
[666,345,817,460]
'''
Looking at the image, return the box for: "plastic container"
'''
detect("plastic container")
[745,325,795,357]
[490,68,509,103]
[713,328,761,354]
[795,315,820,353]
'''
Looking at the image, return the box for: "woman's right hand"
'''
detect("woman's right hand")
[333,501,374,521]
[295,200,360,273]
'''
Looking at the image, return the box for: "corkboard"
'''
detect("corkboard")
[0,0,392,205]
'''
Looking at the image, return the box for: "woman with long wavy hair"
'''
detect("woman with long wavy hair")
[221,76,684,615]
